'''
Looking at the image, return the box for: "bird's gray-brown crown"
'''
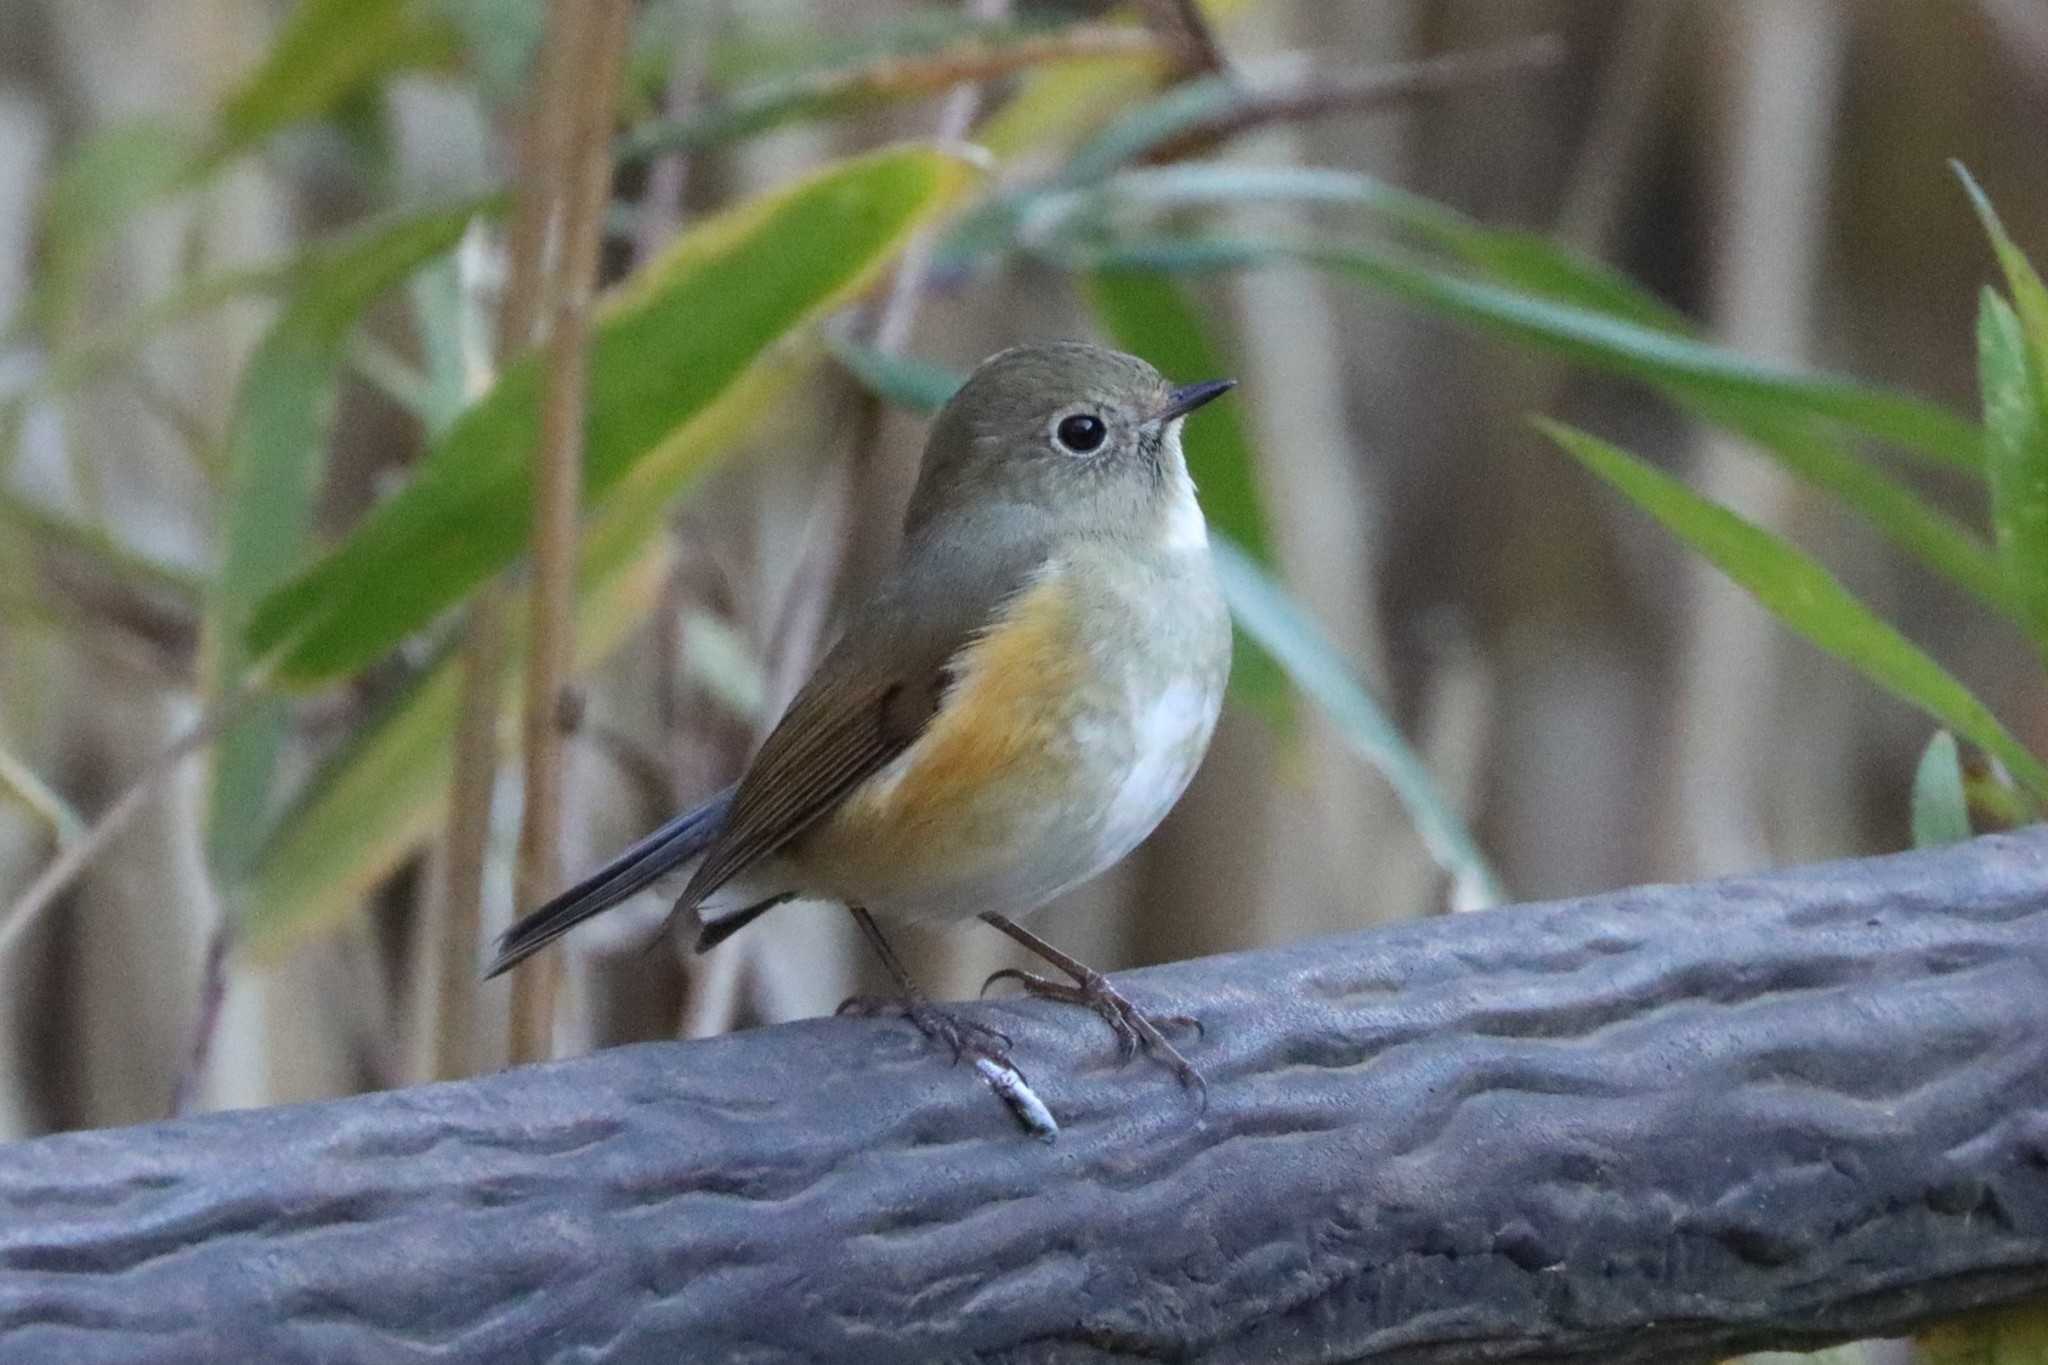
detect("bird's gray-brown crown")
[903,341,1232,541]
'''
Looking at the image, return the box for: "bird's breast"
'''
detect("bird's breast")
[790,544,1229,921]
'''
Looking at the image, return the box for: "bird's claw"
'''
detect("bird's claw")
[979,965,1207,1107]
[837,994,1015,1066]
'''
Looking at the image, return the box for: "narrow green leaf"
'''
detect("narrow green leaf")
[1074,235,2006,614]
[246,144,985,684]
[994,166,1682,330]
[1539,418,2048,801]
[1958,164,2048,390]
[1083,267,1290,722]
[1211,537,1504,909]
[20,0,461,351]
[0,486,204,604]
[25,123,196,342]
[243,539,675,956]
[1979,291,2048,659]
[213,0,459,162]
[204,200,484,879]
[1911,731,1972,849]
[1311,240,1983,471]
[1689,395,2009,616]
[826,331,966,414]
[242,355,807,955]
[41,261,300,395]
[1094,235,1984,472]
[1060,72,1240,184]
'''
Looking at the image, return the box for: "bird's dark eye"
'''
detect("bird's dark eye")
[1054,413,1107,454]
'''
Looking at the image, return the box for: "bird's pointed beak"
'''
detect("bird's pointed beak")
[1152,378,1236,425]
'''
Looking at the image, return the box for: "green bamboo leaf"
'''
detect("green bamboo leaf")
[1075,235,2008,615]
[213,0,459,162]
[1210,536,1504,910]
[246,144,986,684]
[242,353,806,954]
[204,199,485,880]
[17,0,465,354]
[825,331,966,414]
[242,534,675,956]
[23,123,196,343]
[1958,164,2048,390]
[1083,267,1289,722]
[1538,418,2048,801]
[1094,235,1984,472]
[0,487,203,604]
[1979,291,2048,659]
[1059,71,1240,184]
[994,166,1683,329]
[1687,395,2008,616]
[1911,731,1971,849]
[1311,240,1983,471]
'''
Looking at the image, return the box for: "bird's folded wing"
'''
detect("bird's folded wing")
[673,524,1053,916]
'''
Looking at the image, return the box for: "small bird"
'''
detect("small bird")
[487,342,1235,1102]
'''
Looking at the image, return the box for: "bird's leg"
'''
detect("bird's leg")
[837,907,1013,1064]
[976,912,1206,1104]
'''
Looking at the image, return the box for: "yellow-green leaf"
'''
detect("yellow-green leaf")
[214,0,460,162]
[243,354,802,955]
[1539,419,2048,802]
[245,143,985,684]
[1959,164,2048,395]
[205,200,486,879]
[1980,291,2048,661]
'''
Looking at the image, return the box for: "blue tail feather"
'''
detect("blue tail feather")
[483,785,736,978]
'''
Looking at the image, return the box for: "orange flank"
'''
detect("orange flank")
[809,573,1087,887]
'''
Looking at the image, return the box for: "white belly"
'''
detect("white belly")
[869,670,1223,921]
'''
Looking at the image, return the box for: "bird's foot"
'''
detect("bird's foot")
[836,993,1015,1067]
[981,966,1206,1106]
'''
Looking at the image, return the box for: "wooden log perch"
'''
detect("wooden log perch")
[4,833,2048,1362]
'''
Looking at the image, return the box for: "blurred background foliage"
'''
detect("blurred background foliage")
[2,2,2046,1358]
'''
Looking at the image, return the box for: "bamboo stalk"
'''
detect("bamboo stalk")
[508,0,637,1066]
[435,9,581,1080]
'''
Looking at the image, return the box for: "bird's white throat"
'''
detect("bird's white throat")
[1158,422,1209,553]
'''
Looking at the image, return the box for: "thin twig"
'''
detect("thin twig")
[1142,35,1567,164]
[509,0,636,1066]
[0,693,247,957]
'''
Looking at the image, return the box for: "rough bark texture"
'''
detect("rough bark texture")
[4,833,2048,1363]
